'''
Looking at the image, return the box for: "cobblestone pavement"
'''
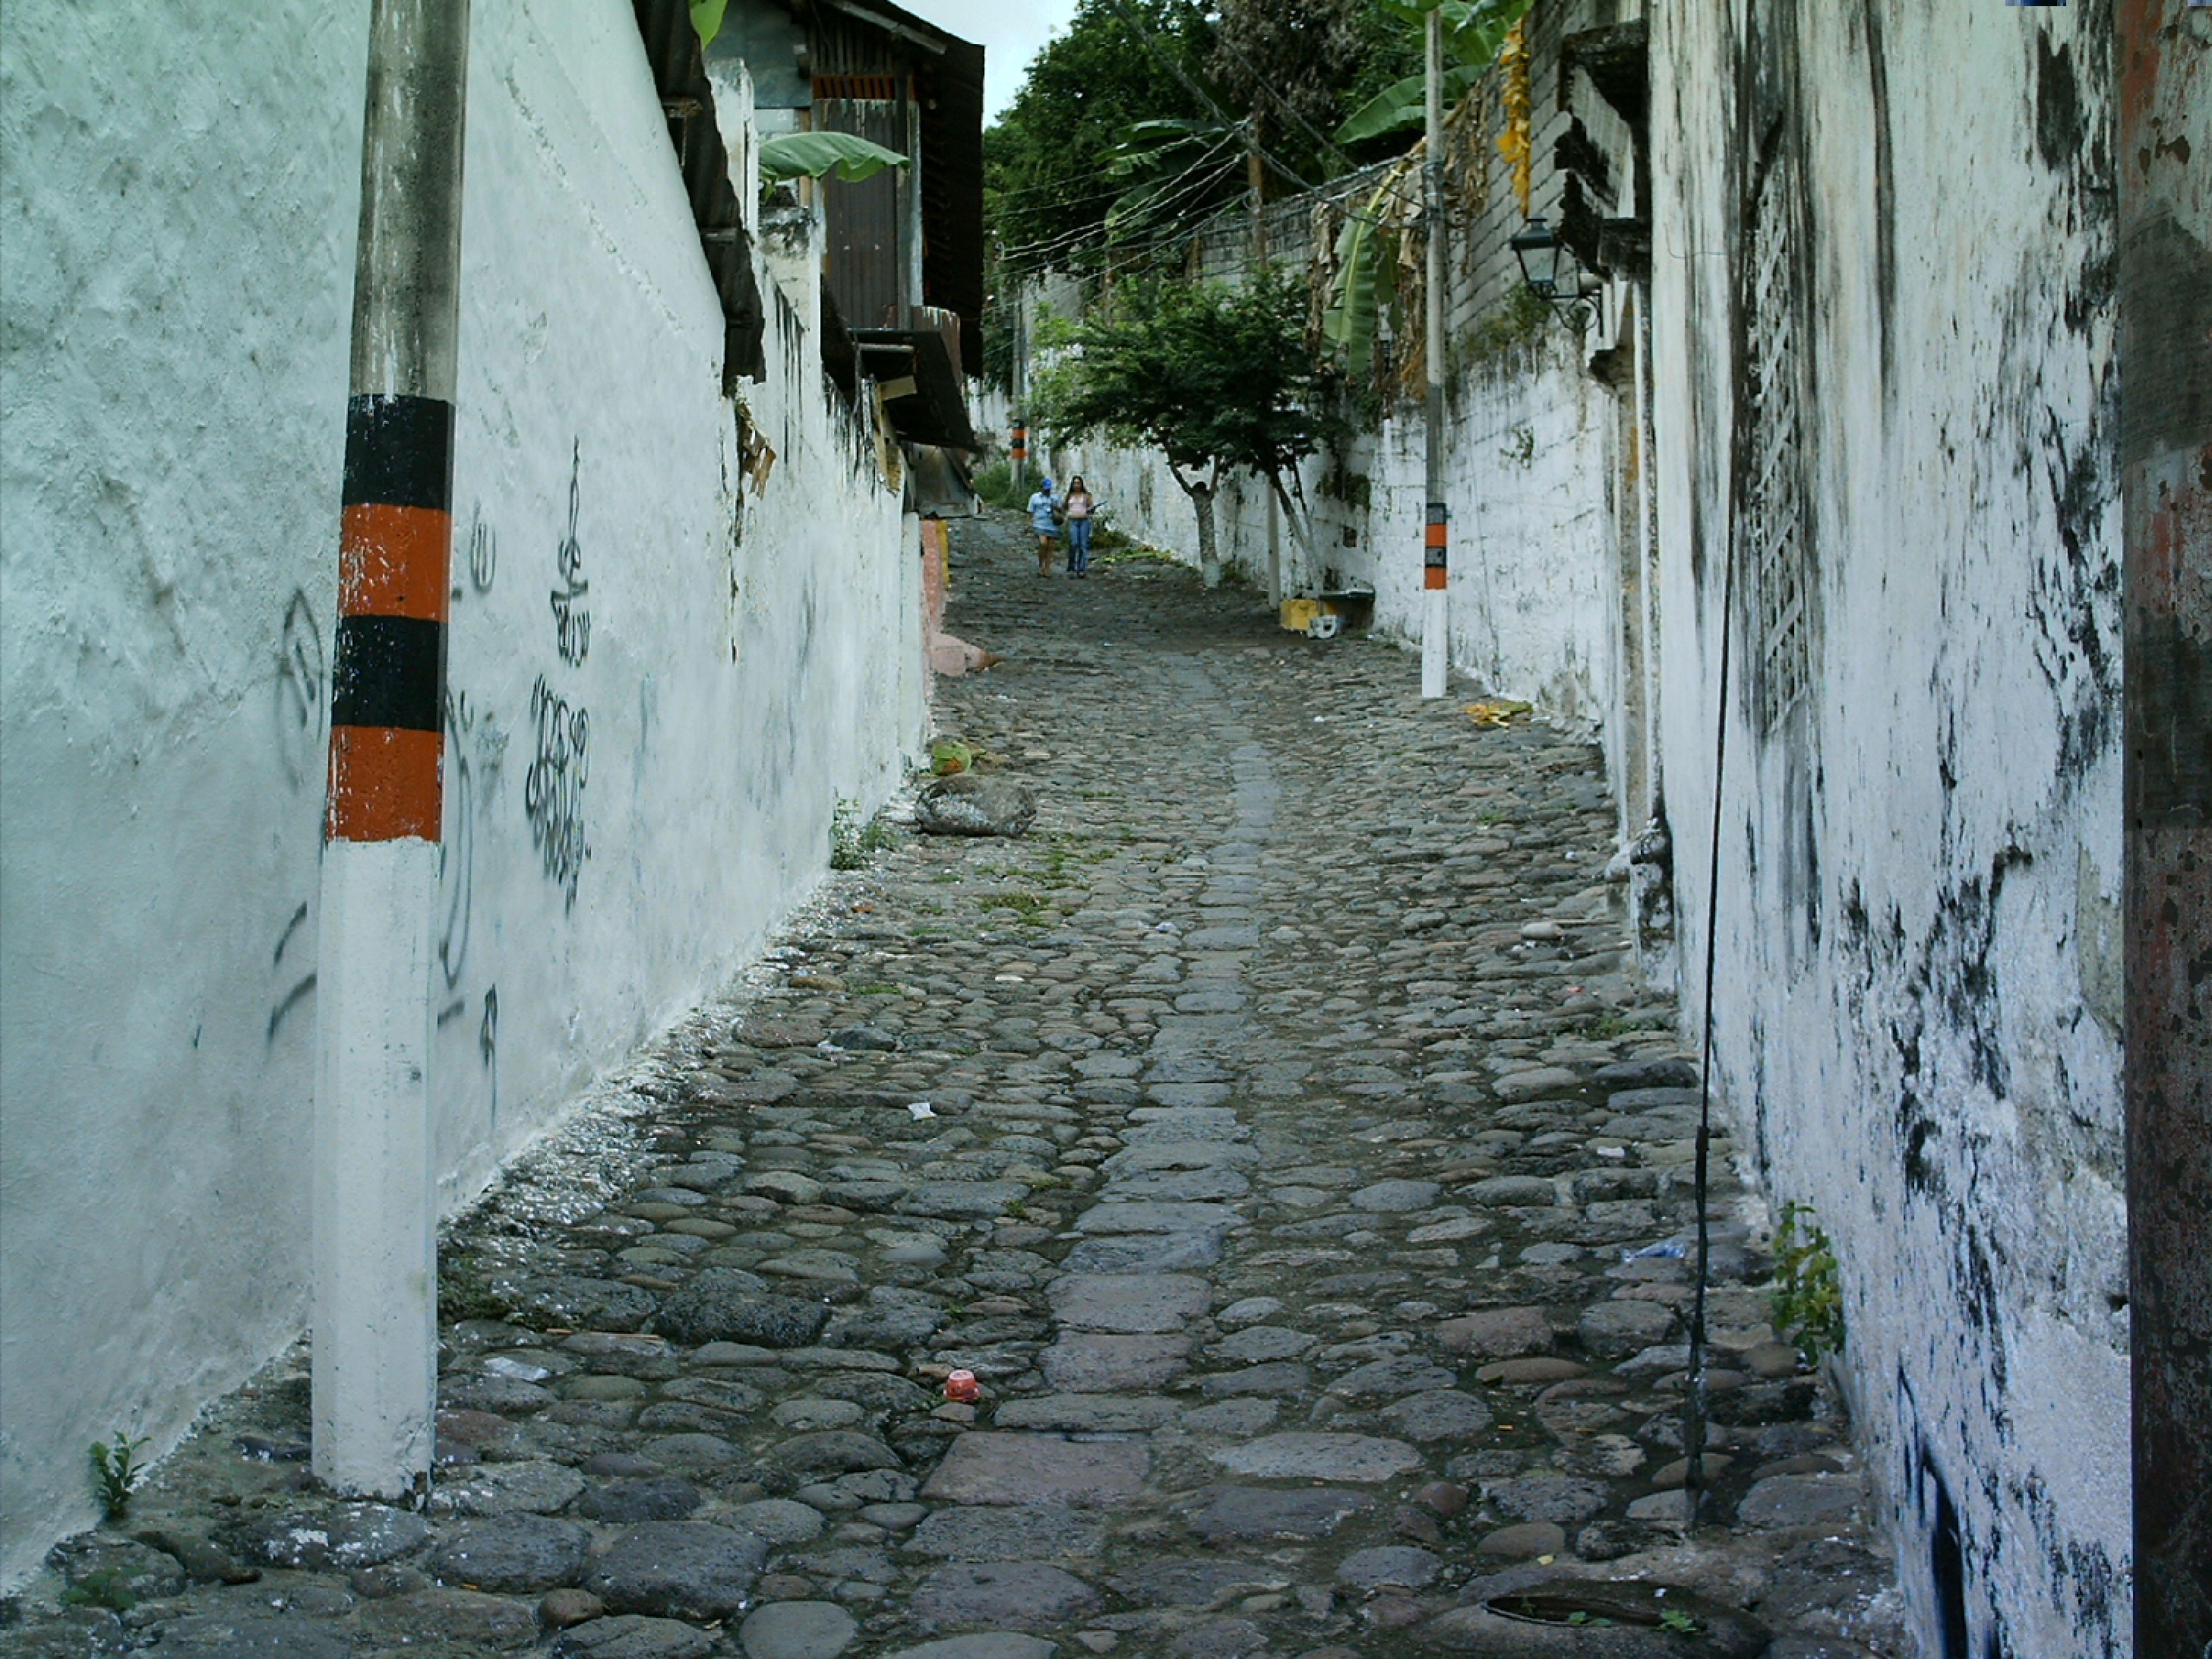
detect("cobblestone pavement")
[4,516,1908,1658]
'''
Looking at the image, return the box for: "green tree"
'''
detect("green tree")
[1035,268,1333,586]
[985,0,1221,279]
[1203,0,1422,182]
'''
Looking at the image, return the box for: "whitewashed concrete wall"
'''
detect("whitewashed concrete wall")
[0,2,917,1584]
[1650,3,2127,1651]
[1060,329,1625,741]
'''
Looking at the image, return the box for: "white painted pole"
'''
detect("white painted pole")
[1419,5,1449,700]
[314,0,469,1501]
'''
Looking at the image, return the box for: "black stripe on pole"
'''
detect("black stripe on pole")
[330,614,446,732]
[343,394,455,511]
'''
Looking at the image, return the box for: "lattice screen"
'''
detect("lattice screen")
[1738,145,1811,732]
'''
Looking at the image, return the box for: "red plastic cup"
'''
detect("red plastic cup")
[943,1370,981,1403]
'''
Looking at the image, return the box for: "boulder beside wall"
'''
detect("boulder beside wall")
[915,774,1035,837]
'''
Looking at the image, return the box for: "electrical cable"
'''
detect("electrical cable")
[1092,0,1319,194]
[1202,21,1357,172]
[1680,475,1736,1527]
[997,139,1245,271]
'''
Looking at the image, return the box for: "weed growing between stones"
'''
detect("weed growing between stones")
[830,798,899,870]
[59,1568,134,1613]
[87,1430,148,1521]
[1771,1200,1845,1360]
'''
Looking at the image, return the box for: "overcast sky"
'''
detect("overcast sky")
[896,0,1082,122]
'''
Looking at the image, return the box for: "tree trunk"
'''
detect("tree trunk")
[1173,467,1221,588]
[1269,472,1321,592]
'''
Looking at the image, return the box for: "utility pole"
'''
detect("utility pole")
[2117,0,2210,1648]
[1250,115,1282,609]
[314,0,469,1501]
[1418,5,1448,699]
[1011,287,1028,491]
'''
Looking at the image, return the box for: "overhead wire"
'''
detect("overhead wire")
[1091,0,1319,194]
[1202,21,1357,173]
[995,131,1247,272]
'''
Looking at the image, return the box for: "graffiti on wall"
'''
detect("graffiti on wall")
[438,690,479,992]
[275,589,325,792]
[267,899,315,1045]
[550,441,592,665]
[466,506,498,598]
[524,673,589,909]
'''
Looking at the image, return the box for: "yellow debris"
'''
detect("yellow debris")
[1463,700,1533,728]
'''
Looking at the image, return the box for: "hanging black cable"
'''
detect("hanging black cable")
[1681,511,1736,1525]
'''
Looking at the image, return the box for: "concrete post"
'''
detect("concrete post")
[2116,1,2210,1646]
[314,0,470,1500]
[1250,122,1284,610]
[1011,289,1028,491]
[1419,5,1449,700]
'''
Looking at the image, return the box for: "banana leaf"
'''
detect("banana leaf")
[758,131,909,184]
[1335,64,1480,144]
[1341,0,1534,141]
[1321,179,1400,380]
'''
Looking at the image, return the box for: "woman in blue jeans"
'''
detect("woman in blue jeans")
[1062,476,1098,576]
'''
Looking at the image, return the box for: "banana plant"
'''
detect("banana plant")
[1333,0,1534,145]
[1321,0,1534,378]
[758,131,909,185]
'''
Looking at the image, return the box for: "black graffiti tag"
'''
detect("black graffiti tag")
[523,674,589,908]
[275,589,325,791]
[550,441,590,665]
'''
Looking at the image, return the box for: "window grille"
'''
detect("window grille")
[1737,142,1811,732]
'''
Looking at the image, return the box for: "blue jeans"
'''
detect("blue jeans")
[1066,517,1093,572]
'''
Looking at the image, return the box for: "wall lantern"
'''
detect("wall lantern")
[1510,216,1600,329]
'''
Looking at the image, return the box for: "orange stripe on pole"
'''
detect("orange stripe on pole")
[341,504,453,622]
[1424,567,1449,590]
[326,725,443,842]
[1424,522,1447,548]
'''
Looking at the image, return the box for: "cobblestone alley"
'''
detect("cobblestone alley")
[6,513,1907,1658]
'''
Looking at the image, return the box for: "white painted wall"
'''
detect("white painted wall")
[0,2,919,1584]
[1649,2,2127,1651]
[1044,0,1633,793]
[1061,335,1620,736]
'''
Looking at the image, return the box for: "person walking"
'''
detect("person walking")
[1062,476,1098,577]
[1028,477,1061,577]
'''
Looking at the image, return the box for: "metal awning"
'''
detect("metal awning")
[851,327,977,449]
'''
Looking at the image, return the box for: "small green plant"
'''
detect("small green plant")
[1771,1200,1845,1360]
[978,890,1053,927]
[830,799,899,870]
[1462,284,1554,369]
[1095,542,1181,567]
[931,739,975,776]
[969,459,1029,510]
[1659,1608,1703,1635]
[88,1430,150,1521]
[60,1568,136,1613]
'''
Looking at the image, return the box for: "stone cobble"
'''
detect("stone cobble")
[1,519,1907,1657]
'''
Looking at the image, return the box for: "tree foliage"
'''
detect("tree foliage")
[1036,268,1327,484]
[1202,0,1421,180]
[1035,269,1333,581]
[1333,0,1533,144]
[985,0,1221,278]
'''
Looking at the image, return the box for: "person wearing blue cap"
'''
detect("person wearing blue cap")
[1027,476,1062,577]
